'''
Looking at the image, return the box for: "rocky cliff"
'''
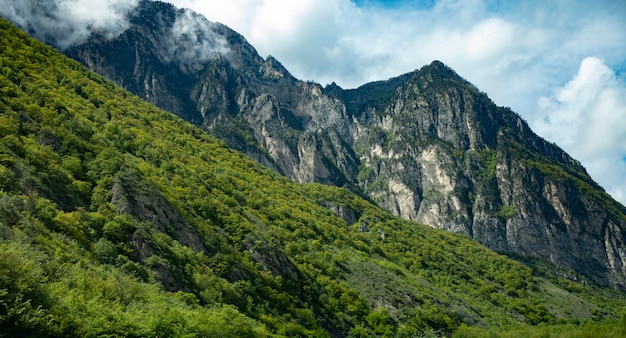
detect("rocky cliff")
[58,0,626,290]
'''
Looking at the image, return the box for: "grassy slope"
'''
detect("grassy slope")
[0,18,625,337]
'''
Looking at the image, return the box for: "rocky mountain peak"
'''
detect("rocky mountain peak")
[420,60,465,81]
[261,55,292,80]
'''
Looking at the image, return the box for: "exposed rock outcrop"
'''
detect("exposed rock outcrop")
[111,169,205,253]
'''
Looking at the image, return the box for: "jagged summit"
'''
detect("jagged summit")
[39,0,626,290]
[422,60,462,77]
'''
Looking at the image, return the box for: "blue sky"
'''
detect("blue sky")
[1,0,624,205]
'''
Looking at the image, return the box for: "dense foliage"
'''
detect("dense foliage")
[1,18,625,337]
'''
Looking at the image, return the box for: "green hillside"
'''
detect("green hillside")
[0,17,625,337]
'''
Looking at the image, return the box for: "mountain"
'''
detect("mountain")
[3,14,626,337]
[54,0,626,291]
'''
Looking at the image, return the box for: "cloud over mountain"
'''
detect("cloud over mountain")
[165,8,231,70]
[0,0,140,49]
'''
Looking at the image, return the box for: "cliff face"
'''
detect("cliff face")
[61,0,626,289]
[345,64,626,289]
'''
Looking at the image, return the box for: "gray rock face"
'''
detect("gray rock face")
[111,169,205,253]
[63,1,626,290]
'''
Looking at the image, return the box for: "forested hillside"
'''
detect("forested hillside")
[1,17,625,337]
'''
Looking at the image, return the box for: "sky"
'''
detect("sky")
[1,0,624,205]
[164,0,626,205]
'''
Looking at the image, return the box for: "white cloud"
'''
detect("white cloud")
[0,0,139,49]
[465,18,515,60]
[534,57,626,205]
[165,8,231,71]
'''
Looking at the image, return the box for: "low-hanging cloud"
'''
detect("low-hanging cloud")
[165,8,230,72]
[0,0,231,70]
[0,0,140,50]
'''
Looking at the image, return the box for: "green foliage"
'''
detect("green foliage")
[494,205,516,219]
[0,164,19,192]
[422,188,444,202]
[0,241,51,336]
[453,312,626,338]
[0,17,625,337]
[476,149,497,182]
